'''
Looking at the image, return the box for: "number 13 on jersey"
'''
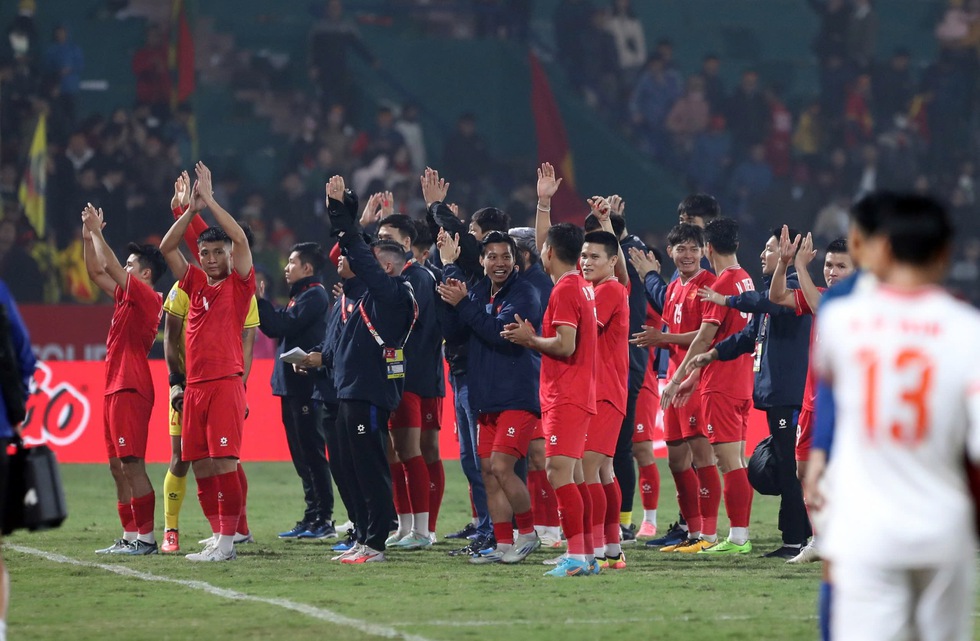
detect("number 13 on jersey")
[857,347,934,445]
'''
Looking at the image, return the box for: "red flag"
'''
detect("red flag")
[529,51,585,223]
[170,0,195,104]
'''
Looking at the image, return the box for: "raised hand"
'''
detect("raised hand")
[607,194,625,217]
[326,175,346,203]
[436,227,461,264]
[698,286,727,306]
[171,172,187,210]
[795,232,816,269]
[360,192,383,227]
[447,203,460,218]
[380,190,395,217]
[778,224,801,266]
[256,278,267,299]
[536,162,562,202]
[628,246,660,278]
[588,196,612,224]
[421,167,450,206]
[80,202,105,234]
[194,161,214,203]
[629,325,666,347]
[501,314,536,347]
[435,278,468,306]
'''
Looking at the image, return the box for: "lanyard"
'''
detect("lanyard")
[341,285,419,349]
[287,281,323,308]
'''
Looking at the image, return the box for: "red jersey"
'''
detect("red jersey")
[105,275,163,400]
[794,287,825,412]
[539,270,597,414]
[702,265,755,399]
[182,264,256,385]
[663,269,716,376]
[594,277,630,413]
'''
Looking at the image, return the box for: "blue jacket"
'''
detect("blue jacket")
[523,262,553,312]
[403,260,445,398]
[0,280,36,439]
[713,272,811,409]
[258,275,330,398]
[333,232,416,411]
[312,295,347,405]
[621,234,650,389]
[438,265,542,415]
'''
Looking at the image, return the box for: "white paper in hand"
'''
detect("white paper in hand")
[279,347,309,364]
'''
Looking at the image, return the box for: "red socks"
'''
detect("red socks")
[493,521,514,546]
[671,468,703,534]
[196,475,220,534]
[236,464,249,535]
[131,492,155,536]
[403,455,430,514]
[554,483,585,555]
[427,460,444,532]
[587,483,606,551]
[723,468,753,528]
[515,510,534,536]
[529,470,560,527]
[117,501,137,533]
[638,463,661,510]
[696,465,722,537]
[390,462,409,515]
[576,483,593,555]
[603,481,621,545]
[214,470,242,537]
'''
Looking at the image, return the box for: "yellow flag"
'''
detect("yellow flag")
[18,113,47,238]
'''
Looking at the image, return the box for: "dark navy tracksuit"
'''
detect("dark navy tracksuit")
[257,276,333,527]
[713,271,812,545]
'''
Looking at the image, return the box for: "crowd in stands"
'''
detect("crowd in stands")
[1,0,979,306]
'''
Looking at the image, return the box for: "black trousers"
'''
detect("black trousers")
[767,406,812,545]
[281,396,334,524]
[336,400,394,552]
[318,401,356,526]
[613,365,644,512]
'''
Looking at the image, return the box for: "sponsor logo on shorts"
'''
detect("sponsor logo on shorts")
[220,436,228,447]
[357,424,366,435]
[778,418,787,428]
[689,416,697,425]
[118,436,126,446]
[706,424,714,434]
[549,435,557,445]
[507,426,516,437]
[301,405,310,415]
[425,413,433,421]
[637,423,645,432]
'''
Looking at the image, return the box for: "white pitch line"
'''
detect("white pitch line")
[411,614,814,627]
[8,544,435,641]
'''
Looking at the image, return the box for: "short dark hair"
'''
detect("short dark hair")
[769,226,801,243]
[371,239,408,271]
[197,226,231,245]
[126,242,167,284]
[667,222,704,247]
[583,213,625,237]
[411,219,433,251]
[471,207,510,234]
[378,213,418,245]
[545,223,585,265]
[238,220,255,249]
[850,192,892,236]
[826,237,848,254]
[290,242,327,275]
[677,193,721,221]
[583,230,619,259]
[703,217,739,255]
[877,193,953,266]
[480,230,519,259]
[509,228,539,267]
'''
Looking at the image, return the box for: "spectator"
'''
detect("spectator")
[308,0,378,111]
[807,0,850,62]
[764,85,793,178]
[360,106,406,166]
[818,52,855,145]
[687,114,732,195]
[553,0,595,89]
[606,0,647,84]
[0,218,43,302]
[131,25,171,112]
[844,73,875,148]
[700,53,727,115]
[812,193,852,245]
[727,143,773,220]
[395,103,427,175]
[846,0,877,69]
[876,115,920,189]
[442,113,490,209]
[725,69,769,159]
[629,54,681,161]
[579,7,621,118]
[666,75,710,160]
[4,0,38,63]
[41,25,83,124]
[872,48,914,130]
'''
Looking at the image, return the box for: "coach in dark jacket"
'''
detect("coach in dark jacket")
[705,252,812,555]
[257,243,334,539]
[327,177,415,558]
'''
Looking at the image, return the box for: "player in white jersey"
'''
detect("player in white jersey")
[810,193,980,641]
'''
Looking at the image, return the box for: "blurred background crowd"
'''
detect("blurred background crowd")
[1,0,979,306]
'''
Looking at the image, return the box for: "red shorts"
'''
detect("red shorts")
[389,392,442,430]
[542,404,593,459]
[796,406,814,461]
[586,400,624,456]
[702,392,751,444]
[477,410,537,459]
[633,376,661,443]
[181,377,246,461]
[104,390,152,458]
[531,419,543,440]
[663,392,705,443]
